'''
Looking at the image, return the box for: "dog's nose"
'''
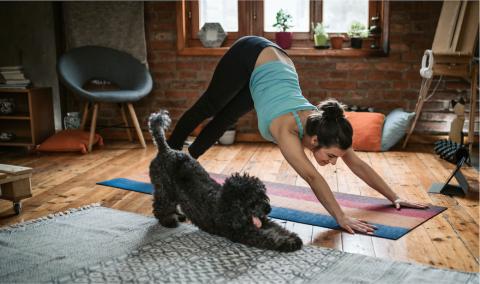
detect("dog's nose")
[265,204,271,214]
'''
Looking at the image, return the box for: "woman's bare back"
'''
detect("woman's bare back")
[255,47,294,68]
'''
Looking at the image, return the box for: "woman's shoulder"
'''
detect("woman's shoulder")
[270,113,299,139]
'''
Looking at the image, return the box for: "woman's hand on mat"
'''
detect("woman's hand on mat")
[393,198,429,210]
[337,216,377,235]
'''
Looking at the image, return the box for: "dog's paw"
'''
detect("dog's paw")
[277,235,303,252]
[176,213,187,222]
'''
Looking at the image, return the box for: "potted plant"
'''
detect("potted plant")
[311,22,328,48]
[273,9,293,49]
[347,21,368,49]
[329,33,345,49]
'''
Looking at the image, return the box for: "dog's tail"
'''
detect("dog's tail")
[148,109,171,152]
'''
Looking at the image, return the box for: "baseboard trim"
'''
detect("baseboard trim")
[97,129,479,145]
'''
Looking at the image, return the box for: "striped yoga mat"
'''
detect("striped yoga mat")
[97,173,445,240]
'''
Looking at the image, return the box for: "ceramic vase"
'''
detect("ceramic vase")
[0,98,15,114]
[64,112,81,129]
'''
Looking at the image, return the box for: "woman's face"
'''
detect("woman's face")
[312,146,346,166]
[303,134,347,166]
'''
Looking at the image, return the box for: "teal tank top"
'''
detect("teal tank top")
[249,61,317,142]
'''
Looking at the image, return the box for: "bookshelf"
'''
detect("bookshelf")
[0,87,54,149]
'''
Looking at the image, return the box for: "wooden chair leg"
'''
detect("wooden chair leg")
[127,103,146,148]
[88,103,99,153]
[403,78,433,148]
[80,101,90,130]
[119,103,133,142]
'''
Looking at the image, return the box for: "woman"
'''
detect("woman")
[168,36,428,234]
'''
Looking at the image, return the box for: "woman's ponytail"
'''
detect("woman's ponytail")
[305,98,353,149]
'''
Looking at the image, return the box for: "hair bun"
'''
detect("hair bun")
[318,99,345,120]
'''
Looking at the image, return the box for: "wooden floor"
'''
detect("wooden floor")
[0,141,478,273]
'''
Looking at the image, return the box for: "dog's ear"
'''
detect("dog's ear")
[217,191,248,231]
[218,202,249,231]
[219,175,252,230]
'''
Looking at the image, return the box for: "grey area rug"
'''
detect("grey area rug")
[0,205,477,284]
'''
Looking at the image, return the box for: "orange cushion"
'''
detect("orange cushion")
[37,130,104,154]
[344,112,385,152]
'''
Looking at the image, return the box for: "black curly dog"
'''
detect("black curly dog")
[148,110,302,252]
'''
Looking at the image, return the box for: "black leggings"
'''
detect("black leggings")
[167,36,283,158]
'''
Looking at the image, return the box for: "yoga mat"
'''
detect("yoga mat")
[97,173,446,240]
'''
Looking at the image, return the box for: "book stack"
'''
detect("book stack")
[0,66,31,89]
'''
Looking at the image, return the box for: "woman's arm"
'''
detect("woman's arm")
[275,130,376,234]
[341,148,398,201]
[342,148,428,209]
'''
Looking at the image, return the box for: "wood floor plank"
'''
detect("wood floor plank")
[409,150,479,271]
[262,145,286,183]
[0,146,151,225]
[242,144,281,183]
[311,227,343,250]
[355,152,386,198]
[335,158,375,257]
[274,156,298,186]
[416,145,479,222]
[220,144,259,175]
[381,149,478,272]
[400,150,479,263]
[366,150,445,268]
[275,160,298,185]
[440,205,479,262]
[198,144,229,174]
[359,151,411,263]
[285,221,313,244]
[0,149,130,217]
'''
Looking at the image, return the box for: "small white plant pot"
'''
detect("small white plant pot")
[218,130,236,145]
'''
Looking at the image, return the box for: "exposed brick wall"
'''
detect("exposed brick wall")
[87,1,476,139]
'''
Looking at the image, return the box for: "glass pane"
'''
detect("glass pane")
[199,0,238,32]
[264,0,310,32]
[323,0,369,33]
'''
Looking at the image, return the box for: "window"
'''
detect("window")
[177,0,389,56]
[322,0,369,33]
[263,0,310,32]
[188,0,248,45]
[199,0,238,32]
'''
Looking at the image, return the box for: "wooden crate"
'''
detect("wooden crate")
[0,164,33,214]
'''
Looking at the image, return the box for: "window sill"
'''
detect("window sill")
[177,46,387,57]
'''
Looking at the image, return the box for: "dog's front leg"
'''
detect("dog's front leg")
[152,183,179,228]
[238,221,303,252]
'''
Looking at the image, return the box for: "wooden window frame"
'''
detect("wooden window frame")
[177,0,389,57]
